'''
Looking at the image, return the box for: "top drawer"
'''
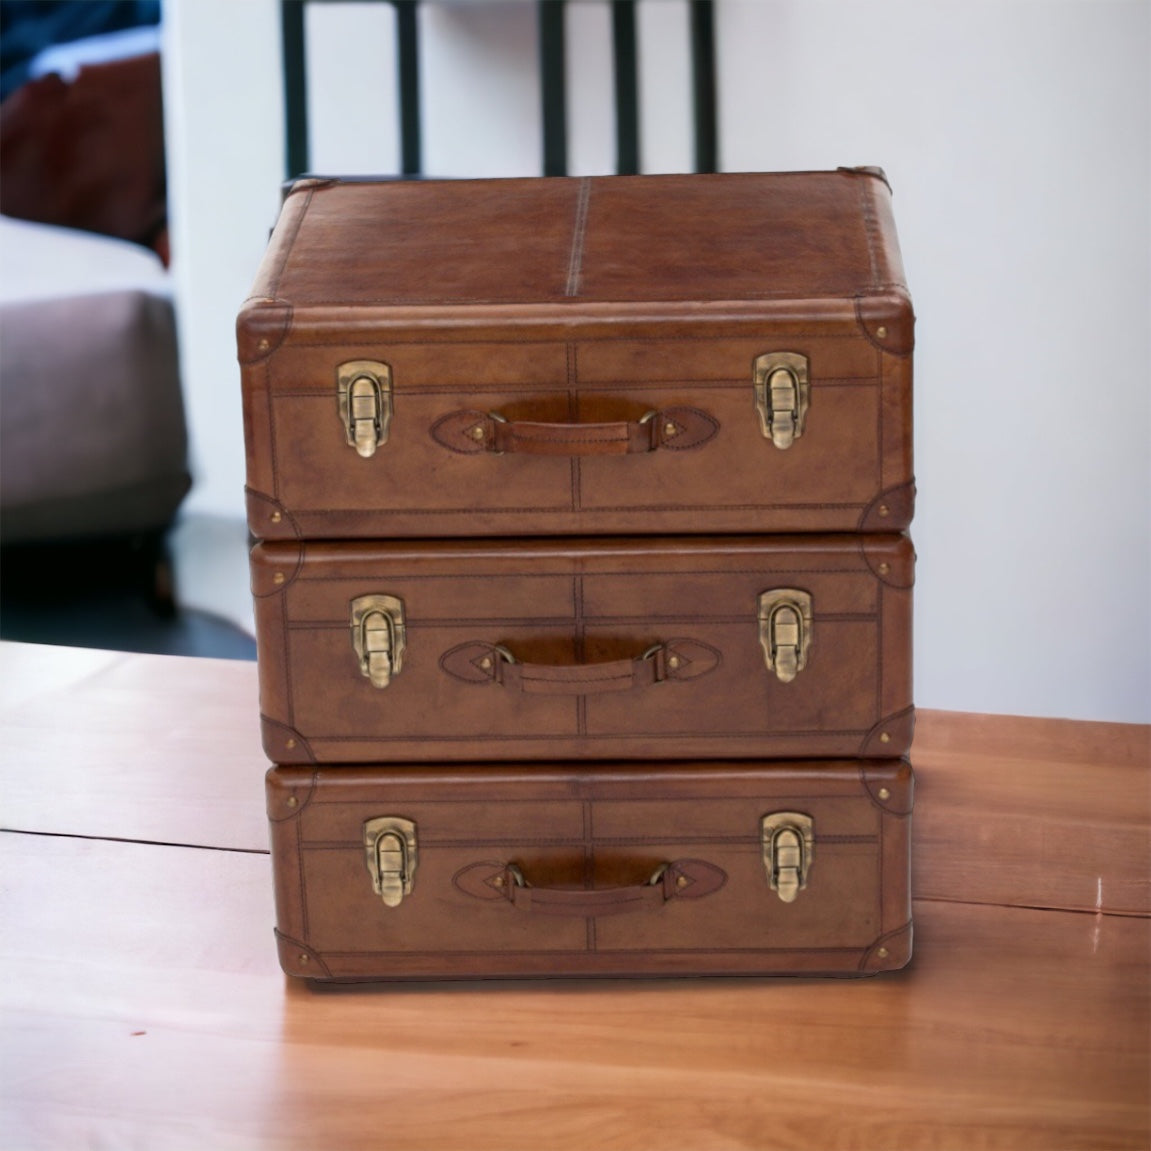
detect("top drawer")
[239,170,914,540]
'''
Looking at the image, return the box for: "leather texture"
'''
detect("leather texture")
[238,170,914,540]
[430,405,718,456]
[251,534,914,764]
[266,759,914,981]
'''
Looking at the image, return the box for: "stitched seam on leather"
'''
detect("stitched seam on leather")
[874,575,883,718]
[856,176,882,289]
[285,567,878,580]
[566,177,592,297]
[269,288,904,305]
[520,669,634,685]
[279,331,876,346]
[316,946,877,958]
[878,342,886,491]
[307,730,872,742]
[264,382,874,400]
[879,803,886,928]
[266,378,879,397]
[293,503,872,515]
[282,589,295,728]
[269,185,315,298]
[511,428,628,445]
[291,834,877,849]
[266,360,280,499]
[296,817,309,940]
[567,343,580,512]
[284,614,876,629]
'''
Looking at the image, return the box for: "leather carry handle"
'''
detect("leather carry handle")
[439,639,722,695]
[430,405,719,457]
[453,860,728,916]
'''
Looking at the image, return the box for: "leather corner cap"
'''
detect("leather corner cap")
[236,297,292,364]
[858,482,915,533]
[855,293,914,356]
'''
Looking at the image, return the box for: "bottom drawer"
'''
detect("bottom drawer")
[267,760,913,982]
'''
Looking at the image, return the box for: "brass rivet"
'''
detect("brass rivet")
[271,511,282,524]
[879,732,892,744]
[480,656,492,670]
[273,572,285,585]
[878,504,890,517]
[668,655,681,670]
[877,946,890,959]
[258,338,270,352]
[299,954,309,965]
[286,738,297,750]
[676,874,689,889]
[878,562,891,575]
[878,787,891,800]
[470,426,485,440]
[286,795,298,808]
[876,326,888,339]
[664,422,678,437]
[492,875,504,888]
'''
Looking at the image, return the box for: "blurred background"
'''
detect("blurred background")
[0,0,1147,722]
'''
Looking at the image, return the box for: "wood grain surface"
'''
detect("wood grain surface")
[0,641,266,849]
[2,833,1147,1151]
[1,642,1148,1149]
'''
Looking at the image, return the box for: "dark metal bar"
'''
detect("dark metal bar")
[689,0,717,172]
[611,0,639,175]
[281,0,309,180]
[394,0,421,175]
[538,0,567,177]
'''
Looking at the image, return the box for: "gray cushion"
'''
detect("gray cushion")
[0,288,190,541]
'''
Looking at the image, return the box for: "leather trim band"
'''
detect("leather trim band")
[439,639,721,694]
[431,406,718,456]
[453,859,727,916]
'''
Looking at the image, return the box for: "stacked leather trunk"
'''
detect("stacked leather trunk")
[238,169,916,981]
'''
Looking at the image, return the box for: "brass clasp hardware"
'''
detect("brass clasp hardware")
[761,812,814,903]
[350,594,406,689]
[338,360,392,457]
[364,816,417,908]
[757,589,812,683]
[753,352,809,449]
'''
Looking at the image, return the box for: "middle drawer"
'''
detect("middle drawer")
[252,535,913,765]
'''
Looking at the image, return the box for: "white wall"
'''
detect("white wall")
[163,0,1150,723]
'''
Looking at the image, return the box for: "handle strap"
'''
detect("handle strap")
[431,406,719,456]
[439,639,721,695]
[453,860,728,917]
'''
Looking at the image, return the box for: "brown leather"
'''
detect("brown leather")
[238,170,914,540]
[430,406,718,456]
[439,639,720,694]
[452,859,726,916]
[251,534,913,764]
[266,759,914,981]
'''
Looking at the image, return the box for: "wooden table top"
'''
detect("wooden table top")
[1,640,1148,1150]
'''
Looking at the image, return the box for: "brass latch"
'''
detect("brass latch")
[338,360,392,458]
[350,594,406,689]
[753,352,809,449]
[757,589,812,683]
[364,816,417,908]
[761,812,814,903]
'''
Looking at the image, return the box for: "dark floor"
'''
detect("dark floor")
[0,534,257,660]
